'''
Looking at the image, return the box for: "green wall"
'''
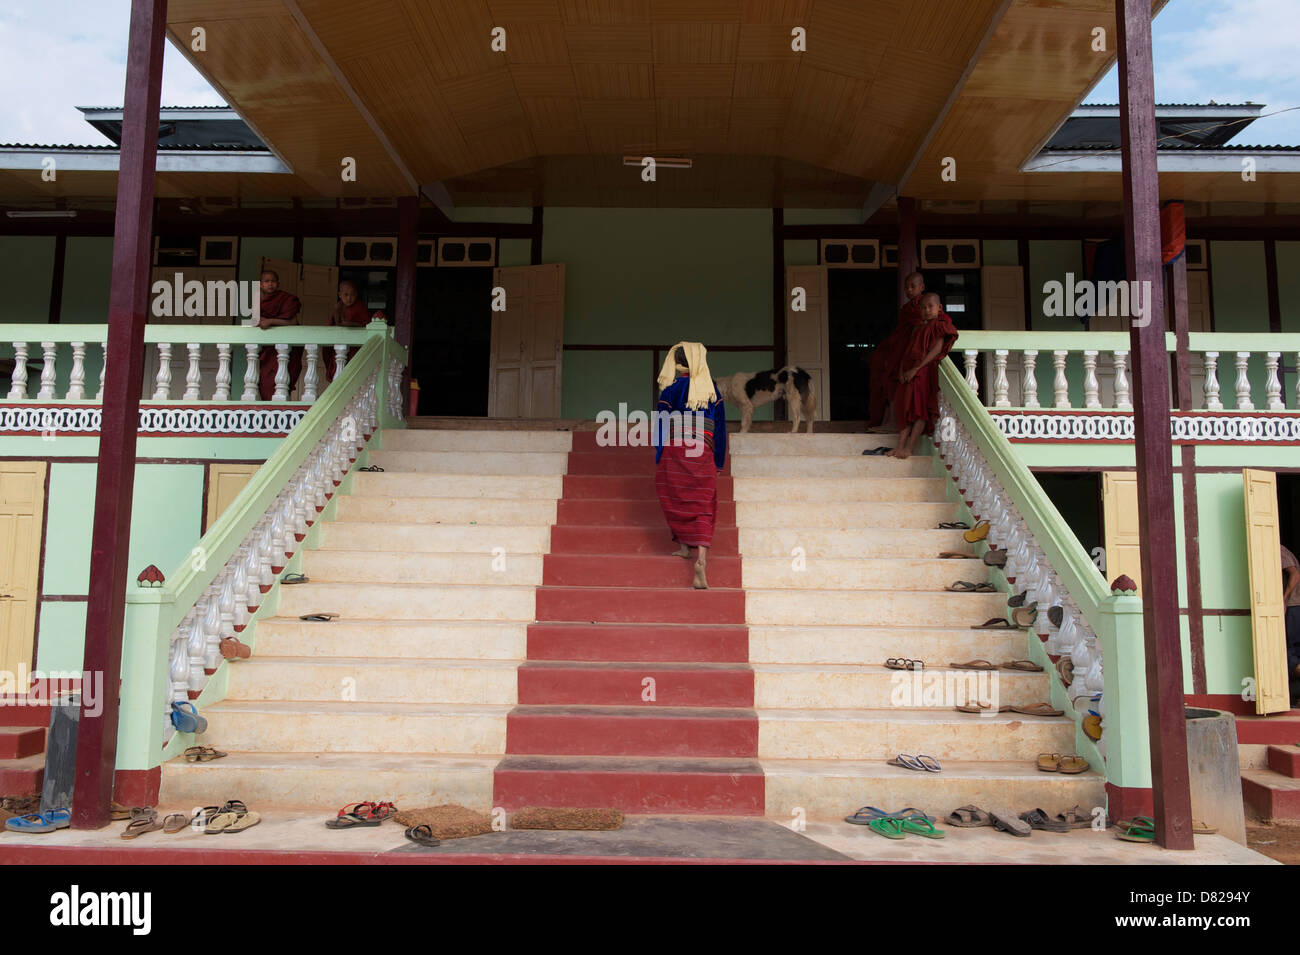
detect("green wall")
[1210,241,1269,332]
[0,237,55,322]
[60,236,114,323]
[239,237,294,283]
[302,237,337,267]
[1028,239,1084,331]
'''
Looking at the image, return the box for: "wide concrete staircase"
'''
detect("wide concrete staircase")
[733,432,1106,820]
[162,429,570,810]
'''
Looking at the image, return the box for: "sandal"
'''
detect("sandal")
[121,809,163,839]
[1193,820,1218,835]
[899,814,945,838]
[1082,713,1103,740]
[867,817,907,839]
[938,550,977,559]
[1057,658,1075,684]
[357,465,384,472]
[884,657,924,670]
[963,521,990,543]
[982,549,1007,567]
[223,810,262,833]
[947,805,991,828]
[862,447,892,456]
[203,799,249,834]
[1019,808,1069,833]
[1058,755,1089,774]
[1011,605,1038,627]
[110,802,132,821]
[170,700,208,734]
[989,807,1031,837]
[1013,702,1065,717]
[937,521,970,530]
[299,612,339,622]
[999,660,1043,672]
[1048,605,1064,627]
[405,824,441,847]
[163,813,190,834]
[947,580,995,593]
[844,806,893,825]
[1037,752,1065,772]
[914,754,942,773]
[954,700,1011,713]
[4,808,71,832]
[887,754,926,772]
[1055,805,1095,830]
[1115,815,1155,843]
[282,573,310,585]
[184,745,227,763]
[950,659,997,670]
[1007,590,1029,608]
[970,618,1014,630]
[219,637,250,660]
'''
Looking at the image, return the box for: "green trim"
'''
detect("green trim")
[954,329,1300,353]
[0,324,375,347]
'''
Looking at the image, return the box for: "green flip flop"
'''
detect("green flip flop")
[899,814,946,839]
[1115,815,1156,843]
[867,817,907,840]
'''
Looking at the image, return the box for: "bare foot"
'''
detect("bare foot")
[894,446,911,460]
[672,545,692,558]
[693,560,708,589]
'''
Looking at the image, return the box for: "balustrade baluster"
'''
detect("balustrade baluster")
[273,344,291,401]
[993,350,1010,408]
[334,343,348,379]
[184,343,202,400]
[214,344,232,401]
[1203,351,1223,410]
[98,342,107,400]
[1265,351,1284,410]
[1082,350,1100,408]
[1052,350,1070,408]
[67,342,86,400]
[1112,351,1132,409]
[38,342,57,399]
[303,344,320,402]
[1234,351,1253,410]
[963,350,979,399]
[7,343,27,399]
[242,344,259,401]
[1021,350,1039,409]
[153,343,172,400]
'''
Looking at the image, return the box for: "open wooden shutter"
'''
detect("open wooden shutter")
[1243,468,1290,715]
[0,462,46,675]
[489,264,565,418]
[1102,471,1144,595]
[784,266,829,420]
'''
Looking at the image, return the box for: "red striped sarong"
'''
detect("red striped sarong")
[655,444,717,547]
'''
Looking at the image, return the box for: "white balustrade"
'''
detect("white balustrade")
[1265,352,1283,411]
[8,343,27,399]
[214,344,232,401]
[1203,351,1223,410]
[184,344,202,400]
[1052,350,1070,409]
[38,342,57,399]
[963,350,979,398]
[67,342,86,400]
[1112,351,1132,410]
[242,343,260,401]
[1234,352,1253,410]
[1021,351,1039,409]
[993,350,1010,408]
[153,343,173,400]
[273,345,291,401]
[98,342,107,400]
[1082,350,1100,408]
[303,344,320,402]
[334,343,348,380]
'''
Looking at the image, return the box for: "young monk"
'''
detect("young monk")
[324,280,369,382]
[889,292,958,460]
[256,270,303,400]
[868,271,926,430]
[653,342,728,590]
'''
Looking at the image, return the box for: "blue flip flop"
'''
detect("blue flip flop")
[170,701,208,735]
[844,806,893,825]
[916,754,943,773]
[5,808,71,832]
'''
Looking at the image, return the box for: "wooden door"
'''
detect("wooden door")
[206,464,261,532]
[784,266,829,420]
[297,263,340,326]
[0,463,46,676]
[489,264,565,418]
[1102,471,1143,595]
[981,265,1025,403]
[1243,468,1290,715]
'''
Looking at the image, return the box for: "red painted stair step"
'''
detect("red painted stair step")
[543,554,742,588]
[1267,744,1300,778]
[549,525,738,556]
[507,705,758,757]
[517,662,754,707]
[535,586,745,624]
[558,498,736,527]
[527,623,751,663]
[0,755,44,795]
[493,755,765,815]
[566,452,732,476]
[0,727,45,760]
[563,474,734,500]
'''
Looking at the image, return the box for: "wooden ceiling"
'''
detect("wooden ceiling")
[162,0,1010,204]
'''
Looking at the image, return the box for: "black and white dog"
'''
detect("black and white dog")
[714,366,816,434]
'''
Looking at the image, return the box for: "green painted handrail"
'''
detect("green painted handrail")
[117,322,408,771]
[954,330,1300,353]
[0,324,374,346]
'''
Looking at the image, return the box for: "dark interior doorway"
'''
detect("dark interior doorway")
[1034,471,1103,558]
[1278,473,1300,556]
[827,268,898,420]
[412,267,493,416]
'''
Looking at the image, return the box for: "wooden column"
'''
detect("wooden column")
[1117,0,1194,850]
[897,197,918,306]
[393,194,418,410]
[72,0,167,829]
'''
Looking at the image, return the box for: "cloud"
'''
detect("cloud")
[0,1,223,147]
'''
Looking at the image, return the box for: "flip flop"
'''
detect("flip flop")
[1057,658,1075,684]
[884,657,924,670]
[203,800,249,834]
[1000,660,1044,672]
[862,447,892,456]
[899,814,945,839]
[163,813,189,834]
[281,573,310,585]
[1013,703,1065,717]
[1020,808,1070,833]
[405,824,441,847]
[947,581,995,593]
[954,700,1012,713]
[938,551,977,559]
[110,802,132,821]
[937,521,971,530]
[947,805,991,828]
[1058,755,1089,774]
[219,637,251,660]
[887,754,927,772]
[357,465,385,472]
[963,521,990,543]
[1055,806,1095,830]
[950,659,998,670]
[989,808,1032,837]
[867,817,907,839]
[1037,752,1064,772]
[223,810,262,833]
[1048,605,1064,627]
[121,810,163,839]
[1193,820,1218,835]
[1115,816,1155,843]
[4,809,71,832]
[1083,714,1103,740]
[184,745,227,762]
[170,701,208,735]
[844,806,894,825]
[982,549,1007,567]
[914,754,942,773]
[1007,591,1029,608]
[299,612,339,622]
[970,618,1014,630]
[1011,606,1038,627]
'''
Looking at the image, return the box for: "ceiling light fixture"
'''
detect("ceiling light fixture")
[6,210,78,218]
[622,155,693,170]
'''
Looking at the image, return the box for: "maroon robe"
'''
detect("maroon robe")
[892,309,959,434]
[868,296,923,426]
[324,300,370,380]
[258,289,302,400]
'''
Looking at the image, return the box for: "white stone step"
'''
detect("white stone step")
[742,557,990,591]
[381,430,572,452]
[732,455,934,478]
[758,708,1078,761]
[737,501,955,528]
[319,522,551,554]
[350,473,563,500]
[739,527,973,558]
[274,582,536,621]
[367,449,569,475]
[197,700,510,754]
[732,476,948,503]
[729,434,896,455]
[748,625,1032,665]
[304,550,544,586]
[335,496,558,526]
[746,589,1009,627]
[752,663,1054,709]
[160,751,498,811]
[226,656,520,704]
[254,619,528,660]
[762,758,1106,822]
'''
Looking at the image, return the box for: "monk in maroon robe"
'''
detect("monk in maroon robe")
[257,270,302,400]
[868,271,926,429]
[889,292,958,460]
[324,280,369,382]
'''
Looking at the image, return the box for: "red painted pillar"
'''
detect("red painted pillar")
[897,196,918,306]
[1116,0,1194,850]
[72,0,167,829]
[394,194,418,411]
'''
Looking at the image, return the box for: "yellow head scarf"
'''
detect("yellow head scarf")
[657,341,716,411]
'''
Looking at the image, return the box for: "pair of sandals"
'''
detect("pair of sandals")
[1037,752,1090,774]
[954,700,1063,716]
[121,807,191,838]
[170,700,208,734]
[884,657,924,671]
[842,806,943,839]
[947,580,995,593]
[300,612,339,622]
[971,605,1036,628]
[948,805,1092,836]
[184,745,226,762]
[888,753,941,773]
[326,801,397,829]
[950,659,1044,672]
[1114,815,1218,842]
[404,824,442,847]
[194,799,261,834]
[4,807,71,832]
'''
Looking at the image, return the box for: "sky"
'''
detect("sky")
[0,0,1296,148]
